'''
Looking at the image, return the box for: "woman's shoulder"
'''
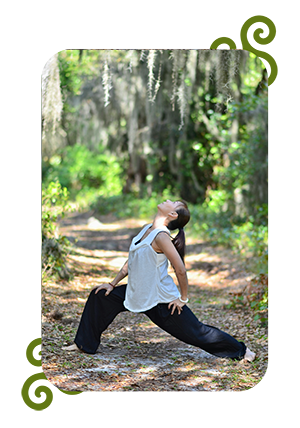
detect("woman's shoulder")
[154,225,170,234]
[153,229,171,241]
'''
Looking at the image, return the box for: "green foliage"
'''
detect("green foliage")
[229,288,267,318]
[42,181,69,236]
[192,208,267,271]
[42,181,72,279]
[58,50,102,111]
[253,289,268,314]
[42,144,123,206]
[204,189,230,213]
[231,220,267,254]
[51,50,268,215]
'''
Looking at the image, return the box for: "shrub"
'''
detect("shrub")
[42,144,122,206]
[42,180,72,279]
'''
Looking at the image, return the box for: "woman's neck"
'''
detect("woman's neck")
[151,213,169,229]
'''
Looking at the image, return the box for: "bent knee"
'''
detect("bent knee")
[90,288,106,299]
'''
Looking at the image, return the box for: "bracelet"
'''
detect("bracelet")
[109,282,116,288]
[179,296,189,304]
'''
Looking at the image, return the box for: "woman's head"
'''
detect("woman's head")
[158,199,190,263]
[167,200,190,231]
[157,200,190,230]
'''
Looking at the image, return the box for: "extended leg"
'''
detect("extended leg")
[144,303,247,360]
[73,284,127,354]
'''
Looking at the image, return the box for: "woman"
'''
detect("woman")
[64,199,255,362]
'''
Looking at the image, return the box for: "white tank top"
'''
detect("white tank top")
[123,224,180,312]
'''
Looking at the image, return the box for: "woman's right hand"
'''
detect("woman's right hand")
[93,283,114,296]
[168,298,186,315]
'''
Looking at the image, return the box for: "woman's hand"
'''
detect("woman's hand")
[93,283,114,296]
[168,298,186,315]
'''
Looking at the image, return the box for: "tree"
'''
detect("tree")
[42,49,267,217]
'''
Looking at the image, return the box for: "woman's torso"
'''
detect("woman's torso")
[123,224,180,312]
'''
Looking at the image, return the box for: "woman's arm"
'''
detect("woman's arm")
[94,259,128,295]
[110,259,129,286]
[153,232,188,314]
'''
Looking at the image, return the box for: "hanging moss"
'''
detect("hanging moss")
[43,49,267,211]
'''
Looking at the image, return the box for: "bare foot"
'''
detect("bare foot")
[62,343,80,352]
[243,347,256,362]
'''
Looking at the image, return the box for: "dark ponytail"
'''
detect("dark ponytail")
[171,228,186,263]
[168,201,190,264]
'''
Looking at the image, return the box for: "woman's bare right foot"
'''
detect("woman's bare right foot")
[243,347,256,362]
[62,343,80,352]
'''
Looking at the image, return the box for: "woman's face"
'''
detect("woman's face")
[157,199,184,215]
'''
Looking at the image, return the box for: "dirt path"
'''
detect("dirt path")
[42,211,268,391]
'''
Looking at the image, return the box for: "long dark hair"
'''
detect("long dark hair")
[168,201,190,264]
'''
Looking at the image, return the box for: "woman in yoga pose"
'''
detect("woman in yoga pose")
[64,199,255,362]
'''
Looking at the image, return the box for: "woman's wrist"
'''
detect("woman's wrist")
[109,282,117,288]
[179,296,189,304]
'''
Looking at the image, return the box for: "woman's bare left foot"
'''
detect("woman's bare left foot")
[243,347,256,362]
[62,343,80,352]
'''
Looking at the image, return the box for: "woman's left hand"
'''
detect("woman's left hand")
[93,283,114,296]
[168,298,186,315]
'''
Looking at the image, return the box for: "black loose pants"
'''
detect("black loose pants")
[74,284,246,359]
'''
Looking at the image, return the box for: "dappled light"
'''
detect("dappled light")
[42,212,267,392]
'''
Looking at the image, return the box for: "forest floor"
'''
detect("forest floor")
[42,210,268,392]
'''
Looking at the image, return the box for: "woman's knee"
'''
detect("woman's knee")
[89,288,106,301]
